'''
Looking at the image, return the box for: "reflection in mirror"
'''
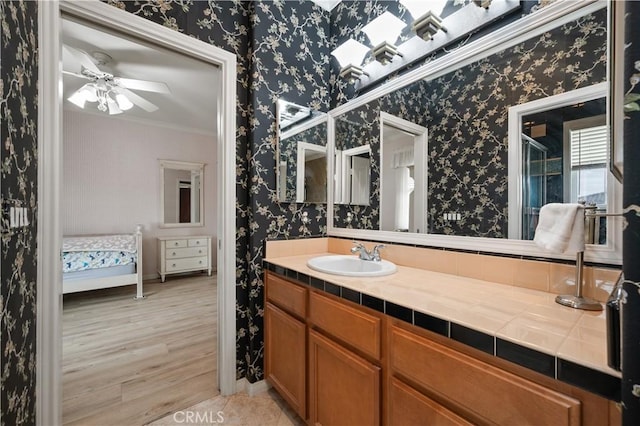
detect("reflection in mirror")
[331,5,611,241]
[380,113,428,233]
[335,144,371,206]
[160,160,205,228]
[508,83,618,245]
[276,99,328,203]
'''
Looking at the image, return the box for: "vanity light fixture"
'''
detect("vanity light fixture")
[473,0,493,9]
[362,12,407,65]
[400,0,448,41]
[331,39,370,83]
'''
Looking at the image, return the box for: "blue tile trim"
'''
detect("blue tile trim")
[385,301,413,323]
[341,287,361,304]
[413,311,449,337]
[450,323,494,355]
[557,359,621,401]
[262,261,621,400]
[496,338,555,378]
[361,294,384,313]
[324,282,340,296]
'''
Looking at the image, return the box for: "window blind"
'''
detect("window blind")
[570,125,608,167]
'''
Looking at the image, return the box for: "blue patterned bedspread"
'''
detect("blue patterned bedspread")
[62,250,136,273]
[62,234,138,273]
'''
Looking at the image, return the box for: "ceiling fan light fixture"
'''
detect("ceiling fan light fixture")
[106,97,123,115]
[115,93,134,111]
[67,91,87,108]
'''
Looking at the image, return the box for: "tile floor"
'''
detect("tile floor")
[148,388,305,426]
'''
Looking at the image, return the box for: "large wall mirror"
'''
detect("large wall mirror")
[160,160,205,228]
[328,1,622,264]
[276,99,328,203]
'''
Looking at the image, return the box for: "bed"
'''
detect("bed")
[62,226,144,298]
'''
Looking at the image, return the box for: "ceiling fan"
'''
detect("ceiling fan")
[63,45,171,115]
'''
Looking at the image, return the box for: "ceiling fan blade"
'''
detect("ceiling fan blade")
[113,87,159,112]
[114,77,171,94]
[62,70,93,80]
[62,45,101,74]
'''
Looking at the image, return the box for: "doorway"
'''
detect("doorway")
[38,2,237,424]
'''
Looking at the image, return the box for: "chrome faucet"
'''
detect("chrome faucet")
[351,242,385,261]
[371,244,385,261]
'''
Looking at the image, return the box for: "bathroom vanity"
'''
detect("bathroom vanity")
[263,240,621,426]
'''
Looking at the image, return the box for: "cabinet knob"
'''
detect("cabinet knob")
[199,261,202,264]
[174,242,179,246]
[172,252,176,256]
[198,250,202,254]
[172,263,176,267]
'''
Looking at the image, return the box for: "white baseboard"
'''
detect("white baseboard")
[235,378,270,396]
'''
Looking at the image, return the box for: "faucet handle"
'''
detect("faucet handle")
[350,241,364,254]
[371,244,385,261]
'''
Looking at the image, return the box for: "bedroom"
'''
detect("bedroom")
[60,16,220,424]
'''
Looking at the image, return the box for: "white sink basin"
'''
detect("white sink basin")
[307,255,397,277]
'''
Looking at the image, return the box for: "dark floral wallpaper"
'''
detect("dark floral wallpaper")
[621,1,640,422]
[1,0,38,424]
[2,1,638,424]
[332,9,607,239]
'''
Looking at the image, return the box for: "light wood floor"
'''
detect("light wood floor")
[62,274,218,426]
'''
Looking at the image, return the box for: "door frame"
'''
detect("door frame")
[379,112,428,233]
[37,1,238,424]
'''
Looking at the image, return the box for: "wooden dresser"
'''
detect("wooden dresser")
[157,236,212,282]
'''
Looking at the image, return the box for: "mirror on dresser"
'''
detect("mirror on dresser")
[327,1,622,264]
[276,99,328,203]
[159,160,205,228]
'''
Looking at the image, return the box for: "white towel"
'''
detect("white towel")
[533,203,585,254]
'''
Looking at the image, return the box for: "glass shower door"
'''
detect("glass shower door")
[522,134,548,240]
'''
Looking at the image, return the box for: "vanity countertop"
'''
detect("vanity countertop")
[264,252,621,399]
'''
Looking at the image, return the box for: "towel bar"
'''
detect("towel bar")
[555,251,603,311]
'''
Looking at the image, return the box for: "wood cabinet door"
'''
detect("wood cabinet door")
[387,377,473,426]
[309,329,380,426]
[264,302,306,419]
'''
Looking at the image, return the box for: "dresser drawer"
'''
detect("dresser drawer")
[166,246,208,259]
[166,239,188,248]
[389,326,581,425]
[188,238,209,248]
[166,256,208,272]
[309,291,381,361]
[265,272,307,319]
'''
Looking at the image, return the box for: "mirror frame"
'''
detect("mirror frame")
[327,0,622,265]
[159,159,205,228]
[507,82,621,252]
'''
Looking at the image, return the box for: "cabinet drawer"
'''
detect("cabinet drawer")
[166,246,208,259]
[166,239,188,248]
[389,326,581,426]
[188,238,208,248]
[309,291,381,361]
[387,377,472,426]
[166,256,208,272]
[265,273,306,318]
